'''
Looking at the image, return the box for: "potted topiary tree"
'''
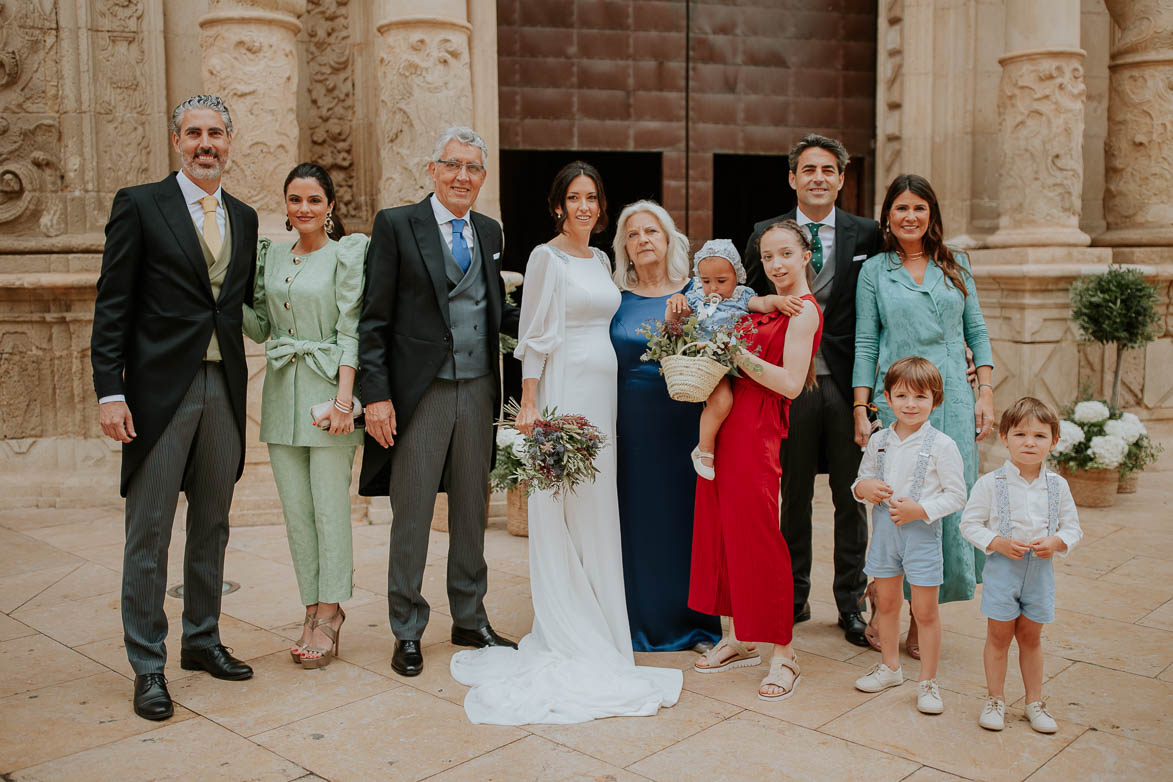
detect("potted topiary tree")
[1069,265,1161,409]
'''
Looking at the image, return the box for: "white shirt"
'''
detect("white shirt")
[795,205,836,268]
[960,460,1082,557]
[98,170,227,406]
[851,422,968,523]
[430,194,475,255]
[176,169,226,239]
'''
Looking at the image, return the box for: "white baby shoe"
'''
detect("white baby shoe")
[854,662,903,692]
[978,696,1006,730]
[1025,701,1058,733]
[916,679,944,714]
[691,446,715,480]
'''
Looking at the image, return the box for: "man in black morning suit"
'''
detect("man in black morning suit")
[745,134,882,648]
[91,95,257,720]
[359,126,520,678]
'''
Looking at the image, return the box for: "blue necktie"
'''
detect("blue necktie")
[450,218,471,273]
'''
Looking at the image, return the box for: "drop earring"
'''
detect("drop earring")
[285,217,293,231]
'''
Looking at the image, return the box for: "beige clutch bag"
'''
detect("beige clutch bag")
[309,398,364,430]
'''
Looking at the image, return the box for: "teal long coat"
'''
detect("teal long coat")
[853,250,994,603]
[243,235,368,447]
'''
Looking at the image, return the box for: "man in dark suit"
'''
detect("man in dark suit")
[745,134,882,648]
[91,95,257,720]
[359,126,520,677]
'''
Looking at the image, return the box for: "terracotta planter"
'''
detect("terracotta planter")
[1058,466,1119,507]
[506,487,528,537]
[1117,471,1138,494]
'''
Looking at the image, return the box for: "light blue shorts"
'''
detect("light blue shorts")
[980,551,1055,624]
[864,505,943,587]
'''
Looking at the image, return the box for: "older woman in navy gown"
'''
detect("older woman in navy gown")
[609,200,722,652]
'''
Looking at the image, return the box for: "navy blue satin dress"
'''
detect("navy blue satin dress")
[610,282,722,652]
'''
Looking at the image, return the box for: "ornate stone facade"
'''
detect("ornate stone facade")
[200,0,304,226]
[1,0,1170,514]
[987,49,1091,247]
[374,14,474,207]
[1100,0,1173,246]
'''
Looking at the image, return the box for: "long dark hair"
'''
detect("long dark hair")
[548,160,608,236]
[756,218,818,391]
[284,162,347,240]
[879,173,968,297]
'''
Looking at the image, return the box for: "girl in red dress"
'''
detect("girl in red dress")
[689,220,823,701]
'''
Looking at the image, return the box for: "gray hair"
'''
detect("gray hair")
[611,200,691,292]
[432,126,488,166]
[788,133,849,173]
[693,238,746,284]
[169,94,233,136]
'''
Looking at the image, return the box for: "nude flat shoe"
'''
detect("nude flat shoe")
[691,446,715,480]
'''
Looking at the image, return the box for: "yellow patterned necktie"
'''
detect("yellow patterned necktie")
[199,195,222,257]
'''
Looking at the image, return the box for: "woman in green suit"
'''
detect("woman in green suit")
[853,173,995,656]
[244,163,367,669]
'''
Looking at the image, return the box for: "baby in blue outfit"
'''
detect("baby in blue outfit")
[665,239,801,480]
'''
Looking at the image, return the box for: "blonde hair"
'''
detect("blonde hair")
[611,200,690,292]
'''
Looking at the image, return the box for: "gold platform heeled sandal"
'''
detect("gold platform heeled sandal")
[290,608,317,663]
[300,608,345,670]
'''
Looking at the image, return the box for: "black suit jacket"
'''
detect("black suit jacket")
[91,173,258,496]
[744,207,882,403]
[357,195,520,497]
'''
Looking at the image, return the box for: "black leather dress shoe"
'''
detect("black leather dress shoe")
[133,673,173,721]
[391,639,423,676]
[451,624,519,649]
[793,602,812,624]
[179,644,253,680]
[838,611,870,647]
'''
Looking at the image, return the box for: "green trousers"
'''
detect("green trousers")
[268,443,356,605]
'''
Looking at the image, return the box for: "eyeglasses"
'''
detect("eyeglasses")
[435,159,486,177]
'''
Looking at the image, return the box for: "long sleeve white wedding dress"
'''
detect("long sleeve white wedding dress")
[450,243,683,725]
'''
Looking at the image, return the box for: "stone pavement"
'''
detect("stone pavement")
[1,427,1170,781]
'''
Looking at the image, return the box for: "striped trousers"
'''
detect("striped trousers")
[122,362,241,674]
[387,374,494,640]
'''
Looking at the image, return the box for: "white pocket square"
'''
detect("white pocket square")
[492,252,501,260]
[853,254,868,262]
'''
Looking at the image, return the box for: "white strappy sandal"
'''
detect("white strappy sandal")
[758,655,801,701]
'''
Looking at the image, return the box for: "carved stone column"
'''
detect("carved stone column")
[987,0,1090,248]
[373,3,475,207]
[199,0,305,231]
[1099,0,1173,246]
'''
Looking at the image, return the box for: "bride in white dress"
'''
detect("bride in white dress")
[450,163,682,725]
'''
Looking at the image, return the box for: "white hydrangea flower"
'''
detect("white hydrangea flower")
[1052,419,1085,455]
[496,426,521,448]
[1121,412,1146,437]
[511,438,528,459]
[1105,417,1143,445]
[1089,434,1128,468]
[1073,400,1110,424]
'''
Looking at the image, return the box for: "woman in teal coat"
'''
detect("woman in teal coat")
[853,174,995,655]
[243,163,367,669]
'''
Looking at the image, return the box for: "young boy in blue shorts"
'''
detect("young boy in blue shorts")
[960,397,1082,733]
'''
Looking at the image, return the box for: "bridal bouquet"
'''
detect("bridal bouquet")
[498,400,608,498]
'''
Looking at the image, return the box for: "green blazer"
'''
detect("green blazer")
[243,235,368,446]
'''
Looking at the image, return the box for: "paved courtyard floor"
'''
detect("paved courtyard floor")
[1,428,1171,781]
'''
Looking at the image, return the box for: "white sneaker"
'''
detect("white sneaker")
[854,662,903,692]
[1025,701,1058,733]
[978,696,1006,730]
[916,679,944,714]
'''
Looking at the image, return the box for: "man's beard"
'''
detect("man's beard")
[185,150,224,181]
